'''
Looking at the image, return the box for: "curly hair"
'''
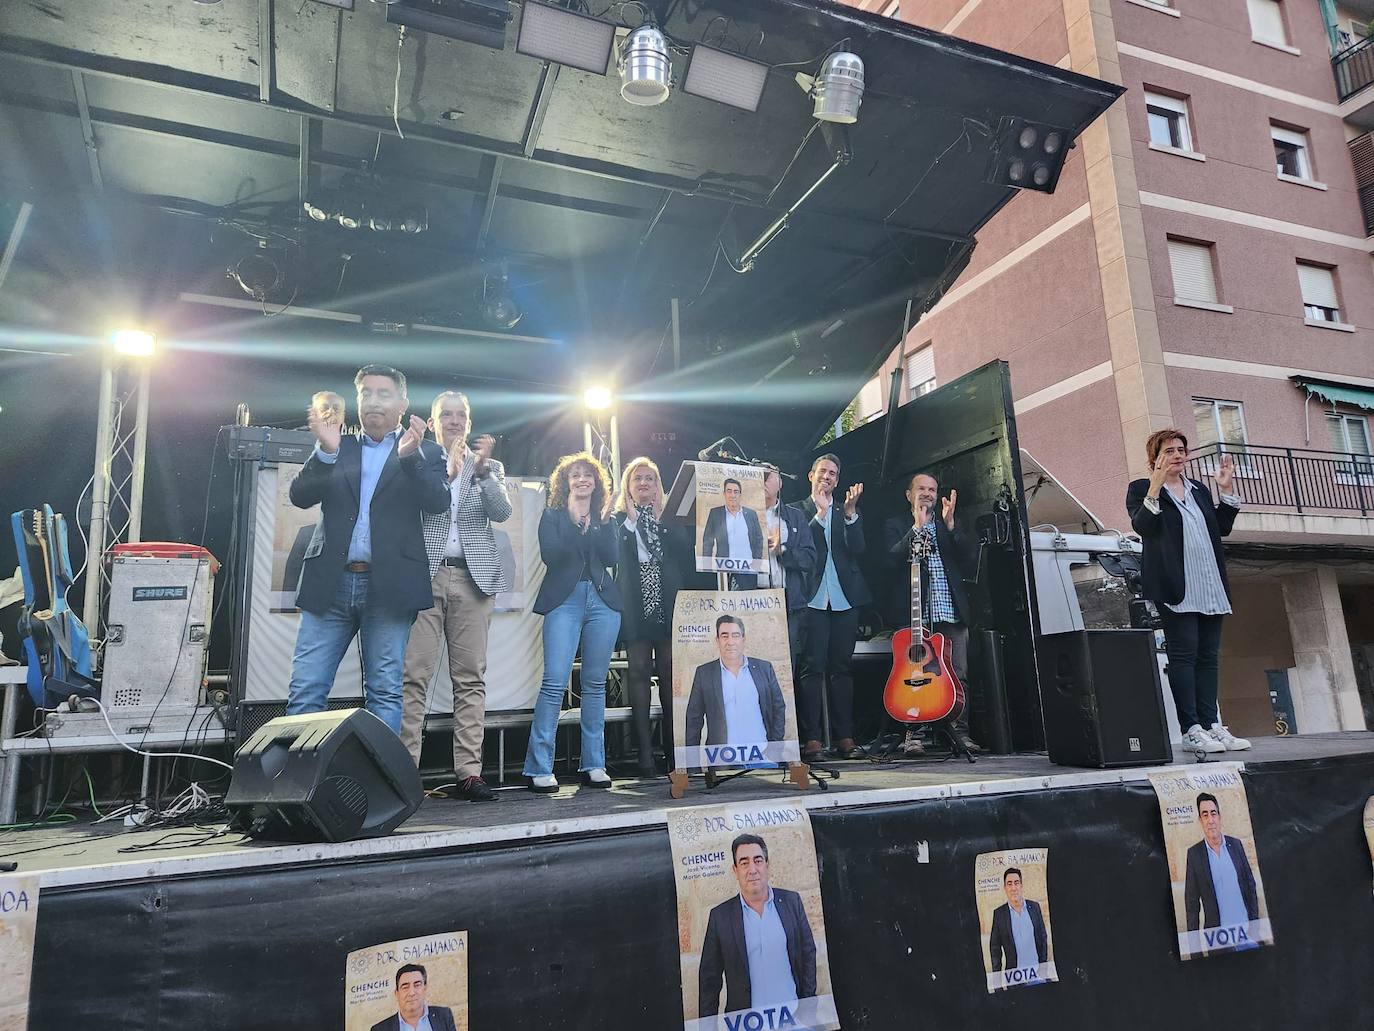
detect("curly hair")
[615,456,665,517]
[547,451,613,521]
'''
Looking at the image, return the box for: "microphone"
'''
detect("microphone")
[698,437,744,463]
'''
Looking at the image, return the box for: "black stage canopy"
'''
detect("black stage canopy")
[0,0,1121,462]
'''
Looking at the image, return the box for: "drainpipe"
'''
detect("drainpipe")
[1320,0,1341,55]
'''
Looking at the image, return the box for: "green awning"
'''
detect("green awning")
[1293,377,1374,410]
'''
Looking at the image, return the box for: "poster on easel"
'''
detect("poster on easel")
[691,463,768,575]
[1364,796,1374,897]
[0,874,39,1031]
[974,849,1057,993]
[672,589,799,771]
[344,930,468,1031]
[1147,765,1273,960]
[667,801,840,1031]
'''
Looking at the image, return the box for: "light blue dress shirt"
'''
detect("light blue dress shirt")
[398,1012,434,1031]
[740,890,798,1007]
[1164,485,1233,616]
[720,660,768,743]
[1008,902,1038,968]
[1205,839,1250,929]
[314,429,399,564]
[807,504,854,612]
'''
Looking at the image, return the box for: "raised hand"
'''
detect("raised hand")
[307,405,342,455]
[942,488,958,531]
[766,527,781,554]
[1216,453,1235,494]
[471,433,495,473]
[396,413,427,458]
[447,440,465,480]
[843,482,864,519]
[1147,452,1170,497]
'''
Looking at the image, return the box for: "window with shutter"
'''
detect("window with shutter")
[905,345,936,397]
[856,376,885,423]
[1327,413,1373,477]
[1298,263,1340,322]
[1168,239,1219,303]
[1145,91,1192,150]
[1247,0,1287,45]
[1192,398,1251,473]
[1272,125,1311,179]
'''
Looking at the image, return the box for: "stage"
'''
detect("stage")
[8,733,1374,1028]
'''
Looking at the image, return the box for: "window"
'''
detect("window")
[1168,238,1220,305]
[880,1,901,16]
[1193,398,1252,473]
[1145,91,1192,151]
[905,344,937,398]
[855,375,885,424]
[1272,125,1312,180]
[1247,0,1288,46]
[1297,262,1340,323]
[1327,413,1373,478]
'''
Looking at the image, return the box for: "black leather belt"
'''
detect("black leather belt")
[442,556,467,568]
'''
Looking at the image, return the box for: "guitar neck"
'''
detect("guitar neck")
[910,528,923,637]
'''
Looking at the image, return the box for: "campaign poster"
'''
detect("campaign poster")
[672,589,800,771]
[271,466,323,613]
[344,930,468,1031]
[667,802,839,1031]
[0,875,39,1031]
[694,463,768,575]
[1364,796,1374,897]
[1147,764,1273,960]
[973,849,1057,993]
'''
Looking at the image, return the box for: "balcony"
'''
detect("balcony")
[1186,443,1374,516]
[1335,36,1374,128]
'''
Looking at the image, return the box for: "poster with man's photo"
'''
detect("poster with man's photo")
[1147,765,1273,960]
[344,930,468,1031]
[693,463,768,574]
[973,849,1057,993]
[667,801,839,1031]
[672,589,800,771]
[1364,796,1374,896]
[0,874,39,1031]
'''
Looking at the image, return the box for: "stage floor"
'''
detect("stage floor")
[6,731,1372,885]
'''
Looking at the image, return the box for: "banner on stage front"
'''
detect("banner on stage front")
[344,930,468,1031]
[973,848,1057,993]
[1365,796,1374,897]
[672,589,800,770]
[0,874,39,1031]
[667,802,839,1031]
[693,463,768,574]
[1147,764,1273,960]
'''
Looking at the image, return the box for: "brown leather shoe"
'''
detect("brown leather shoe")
[802,739,825,761]
[832,737,861,759]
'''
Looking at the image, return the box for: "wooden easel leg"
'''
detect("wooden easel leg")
[787,762,812,791]
[669,769,689,799]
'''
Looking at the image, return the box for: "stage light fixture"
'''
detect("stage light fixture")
[811,51,864,124]
[335,207,364,230]
[682,44,768,112]
[478,268,522,329]
[583,384,613,410]
[517,2,616,75]
[227,250,285,302]
[303,200,331,222]
[986,116,1072,194]
[110,329,156,357]
[619,24,672,106]
[397,206,429,234]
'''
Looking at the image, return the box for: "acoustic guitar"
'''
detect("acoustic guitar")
[882,521,965,725]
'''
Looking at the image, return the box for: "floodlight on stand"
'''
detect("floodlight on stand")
[583,384,613,410]
[619,24,672,106]
[986,116,1072,194]
[682,44,768,112]
[517,2,615,74]
[811,52,864,124]
[110,329,156,358]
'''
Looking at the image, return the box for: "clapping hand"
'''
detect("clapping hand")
[843,482,863,519]
[942,489,958,531]
[766,527,781,554]
[1215,453,1235,494]
[396,414,427,458]
[471,433,495,473]
[307,404,342,455]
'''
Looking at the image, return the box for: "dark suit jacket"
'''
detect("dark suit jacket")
[798,498,872,608]
[370,1006,457,1031]
[702,505,765,562]
[699,887,817,1016]
[883,515,978,629]
[613,512,694,641]
[1184,835,1259,932]
[736,503,819,612]
[1126,478,1238,607]
[988,899,1048,971]
[685,657,787,747]
[532,508,622,615]
[289,432,449,615]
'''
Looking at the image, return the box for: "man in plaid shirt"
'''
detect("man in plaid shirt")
[883,471,982,756]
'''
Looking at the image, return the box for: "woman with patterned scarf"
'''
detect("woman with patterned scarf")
[614,457,695,778]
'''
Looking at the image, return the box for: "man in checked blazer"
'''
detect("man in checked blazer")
[398,391,512,800]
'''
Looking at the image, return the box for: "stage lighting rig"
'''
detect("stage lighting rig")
[227,246,286,302]
[110,329,156,358]
[517,2,616,74]
[809,51,865,124]
[477,267,522,329]
[619,23,672,106]
[986,116,1071,193]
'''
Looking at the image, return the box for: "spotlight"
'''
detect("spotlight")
[811,51,864,124]
[110,329,156,357]
[583,385,613,410]
[986,116,1072,193]
[303,199,331,222]
[335,207,364,230]
[683,44,768,112]
[619,24,672,106]
[227,249,285,301]
[517,2,615,74]
[368,212,393,232]
[397,206,428,234]
[478,268,522,329]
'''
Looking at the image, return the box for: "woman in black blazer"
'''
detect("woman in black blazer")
[613,457,694,777]
[522,452,623,793]
[1126,428,1249,755]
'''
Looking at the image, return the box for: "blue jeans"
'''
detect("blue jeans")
[523,581,621,777]
[287,571,415,733]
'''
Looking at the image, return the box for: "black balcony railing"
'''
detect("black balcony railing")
[1186,443,1374,516]
[1335,35,1374,101]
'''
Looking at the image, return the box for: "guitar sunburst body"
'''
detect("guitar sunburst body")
[882,625,964,724]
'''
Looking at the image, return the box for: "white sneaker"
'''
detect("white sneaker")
[1208,724,1251,751]
[584,768,612,785]
[1183,724,1226,754]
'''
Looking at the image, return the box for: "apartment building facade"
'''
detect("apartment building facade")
[841,0,1374,739]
